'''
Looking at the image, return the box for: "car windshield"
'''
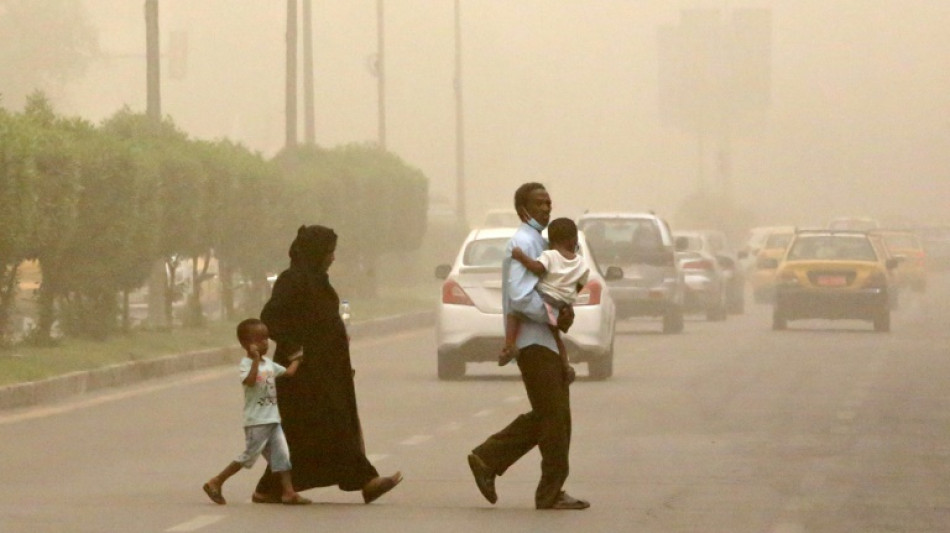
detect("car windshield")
[463,238,509,267]
[765,233,793,249]
[787,235,878,262]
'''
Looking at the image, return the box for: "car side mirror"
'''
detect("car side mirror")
[758,257,779,270]
[717,256,735,269]
[434,264,452,279]
[674,236,689,252]
[604,266,624,281]
[885,258,899,270]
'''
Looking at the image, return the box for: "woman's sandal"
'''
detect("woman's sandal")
[362,472,404,504]
[251,492,281,504]
[281,494,313,505]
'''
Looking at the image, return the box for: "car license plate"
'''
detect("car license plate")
[817,275,847,287]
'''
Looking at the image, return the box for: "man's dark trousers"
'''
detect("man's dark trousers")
[472,344,572,508]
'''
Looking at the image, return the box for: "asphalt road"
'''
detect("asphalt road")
[2,275,949,533]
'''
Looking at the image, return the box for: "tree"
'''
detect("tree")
[0,108,38,342]
[0,0,98,109]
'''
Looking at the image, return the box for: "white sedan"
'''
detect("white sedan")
[434,227,621,380]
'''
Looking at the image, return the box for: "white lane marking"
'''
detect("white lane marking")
[166,515,224,532]
[504,395,522,403]
[367,453,389,463]
[0,368,231,426]
[400,434,432,446]
[473,409,493,417]
[439,421,462,432]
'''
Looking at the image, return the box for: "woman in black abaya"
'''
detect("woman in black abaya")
[253,225,402,504]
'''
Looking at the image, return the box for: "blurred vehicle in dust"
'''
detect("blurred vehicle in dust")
[578,212,687,334]
[748,226,796,304]
[870,229,927,293]
[769,230,899,332]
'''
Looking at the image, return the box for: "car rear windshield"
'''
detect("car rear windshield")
[787,236,878,262]
[463,238,509,266]
[765,233,793,248]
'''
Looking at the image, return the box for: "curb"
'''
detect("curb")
[0,311,434,412]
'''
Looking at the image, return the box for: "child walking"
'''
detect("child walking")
[202,318,311,505]
[500,217,590,378]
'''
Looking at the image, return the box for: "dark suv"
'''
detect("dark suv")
[578,212,686,333]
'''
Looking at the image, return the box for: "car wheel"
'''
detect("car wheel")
[706,301,727,321]
[588,352,613,380]
[873,309,891,332]
[662,305,684,334]
[727,282,745,314]
[437,350,465,380]
[772,306,787,330]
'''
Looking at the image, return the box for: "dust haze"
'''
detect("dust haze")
[18,0,950,231]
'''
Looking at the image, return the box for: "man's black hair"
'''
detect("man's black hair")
[547,217,577,246]
[236,317,264,343]
[513,182,546,218]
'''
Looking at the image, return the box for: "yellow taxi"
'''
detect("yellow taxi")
[749,226,796,303]
[870,229,927,292]
[769,230,898,332]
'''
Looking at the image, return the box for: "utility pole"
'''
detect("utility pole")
[454,0,466,225]
[285,0,298,149]
[145,0,160,120]
[144,0,166,329]
[302,0,315,145]
[376,0,386,149]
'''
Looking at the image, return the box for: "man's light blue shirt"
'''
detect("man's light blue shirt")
[503,224,559,354]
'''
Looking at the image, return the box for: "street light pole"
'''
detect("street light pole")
[302,0,315,145]
[454,0,466,225]
[376,0,386,150]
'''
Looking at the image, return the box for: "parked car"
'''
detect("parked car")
[749,226,796,304]
[672,231,727,321]
[434,227,621,380]
[577,212,686,333]
[768,229,899,332]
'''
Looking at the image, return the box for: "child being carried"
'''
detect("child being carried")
[500,217,590,372]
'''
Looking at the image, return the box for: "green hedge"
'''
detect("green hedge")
[0,95,429,344]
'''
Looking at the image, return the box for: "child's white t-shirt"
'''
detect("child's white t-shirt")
[239,356,287,427]
[537,249,590,304]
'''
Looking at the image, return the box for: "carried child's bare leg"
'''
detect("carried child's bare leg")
[278,470,312,505]
[203,461,241,504]
[499,314,521,366]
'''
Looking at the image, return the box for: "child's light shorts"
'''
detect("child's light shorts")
[235,422,292,472]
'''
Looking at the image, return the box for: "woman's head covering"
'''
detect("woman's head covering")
[289,225,337,270]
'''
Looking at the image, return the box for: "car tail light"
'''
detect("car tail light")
[681,259,715,271]
[441,280,474,305]
[575,280,602,306]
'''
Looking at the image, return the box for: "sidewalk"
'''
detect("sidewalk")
[0,311,434,411]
